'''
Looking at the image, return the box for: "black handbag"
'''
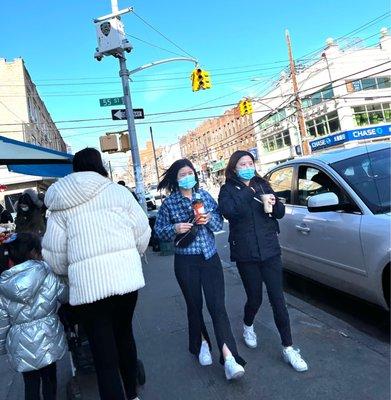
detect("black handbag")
[174,216,199,248]
[175,225,199,248]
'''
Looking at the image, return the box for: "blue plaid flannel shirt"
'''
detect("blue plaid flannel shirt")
[154,189,223,260]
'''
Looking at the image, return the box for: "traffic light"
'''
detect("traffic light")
[201,70,211,89]
[239,99,253,116]
[191,68,212,91]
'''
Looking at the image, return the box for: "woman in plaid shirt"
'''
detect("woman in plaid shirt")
[154,159,246,381]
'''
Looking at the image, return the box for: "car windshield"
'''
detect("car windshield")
[331,148,391,214]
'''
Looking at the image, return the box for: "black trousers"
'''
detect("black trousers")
[22,362,57,400]
[73,292,139,400]
[174,253,245,366]
[237,255,293,347]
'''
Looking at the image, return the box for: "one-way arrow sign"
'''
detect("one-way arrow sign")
[111,108,145,120]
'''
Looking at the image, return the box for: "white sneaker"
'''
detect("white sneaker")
[282,346,308,372]
[224,355,245,380]
[199,341,212,366]
[243,324,257,348]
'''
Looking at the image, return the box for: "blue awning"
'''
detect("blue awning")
[0,135,73,178]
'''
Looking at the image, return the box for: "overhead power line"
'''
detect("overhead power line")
[132,11,195,59]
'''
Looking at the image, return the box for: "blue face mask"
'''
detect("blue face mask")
[237,167,255,181]
[178,174,197,189]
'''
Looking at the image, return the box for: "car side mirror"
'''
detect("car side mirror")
[307,192,339,212]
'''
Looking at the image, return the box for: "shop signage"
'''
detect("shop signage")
[211,160,226,173]
[309,124,391,151]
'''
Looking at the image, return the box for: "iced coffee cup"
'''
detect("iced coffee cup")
[260,194,274,213]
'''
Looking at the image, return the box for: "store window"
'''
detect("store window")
[305,111,341,137]
[353,102,391,126]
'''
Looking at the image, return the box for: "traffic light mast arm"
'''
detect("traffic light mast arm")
[128,57,198,77]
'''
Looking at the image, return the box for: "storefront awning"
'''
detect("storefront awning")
[0,135,73,177]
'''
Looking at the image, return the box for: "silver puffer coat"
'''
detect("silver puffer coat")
[0,260,68,372]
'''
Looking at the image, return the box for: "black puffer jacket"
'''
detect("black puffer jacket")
[218,177,285,262]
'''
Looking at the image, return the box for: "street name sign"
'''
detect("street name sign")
[99,97,124,107]
[111,109,145,120]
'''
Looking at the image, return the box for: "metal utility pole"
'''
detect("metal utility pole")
[149,126,160,184]
[111,0,147,212]
[94,0,198,212]
[94,0,147,212]
[285,30,311,155]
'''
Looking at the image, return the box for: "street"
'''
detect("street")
[0,225,389,400]
[72,225,389,400]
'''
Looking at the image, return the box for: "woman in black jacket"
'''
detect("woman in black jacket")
[218,150,308,372]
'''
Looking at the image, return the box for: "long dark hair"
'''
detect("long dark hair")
[225,150,255,181]
[73,148,108,177]
[158,159,199,193]
[225,150,266,186]
[0,233,42,273]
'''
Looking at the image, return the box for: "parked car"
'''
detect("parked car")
[265,142,390,310]
[148,184,166,201]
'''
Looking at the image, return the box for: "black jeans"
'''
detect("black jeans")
[22,362,57,400]
[237,255,293,347]
[174,253,245,366]
[73,292,139,400]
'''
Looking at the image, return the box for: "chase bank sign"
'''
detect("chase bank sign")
[309,124,391,151]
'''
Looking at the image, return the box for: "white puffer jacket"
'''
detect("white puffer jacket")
[42,172,151,305]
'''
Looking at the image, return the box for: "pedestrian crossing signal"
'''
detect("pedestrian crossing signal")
[191,68,212,91]
[239,99,253,116]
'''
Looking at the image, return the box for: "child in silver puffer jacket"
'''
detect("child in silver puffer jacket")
[0,232,68,400]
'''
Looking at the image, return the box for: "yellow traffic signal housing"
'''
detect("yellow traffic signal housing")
[201,70,211,89]
[191,69,199,91]
[239,99,253,116]
[191,68,212,91]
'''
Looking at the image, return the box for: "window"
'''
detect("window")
[305,111,340,137]
[331,148,391,214]
[302,84,334,108]
[267,167,293,204]
[348,76,391,92]
[259,109,286,130]
[296,166,344,206]
[261,130,291,153]
[352,102,391,126]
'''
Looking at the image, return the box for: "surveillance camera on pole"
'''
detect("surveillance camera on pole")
[93,8,133,61]
[93,2,147,213]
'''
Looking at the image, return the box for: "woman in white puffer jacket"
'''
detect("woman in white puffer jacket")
[42,148,151,400]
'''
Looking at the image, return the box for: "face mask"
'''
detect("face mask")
[237,167,255,181]
[178,174,196,190]
[20,205,29,212]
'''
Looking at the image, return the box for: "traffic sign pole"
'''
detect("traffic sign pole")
[118,55,147,213]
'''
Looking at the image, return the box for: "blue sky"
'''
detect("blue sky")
[1,0,390,167]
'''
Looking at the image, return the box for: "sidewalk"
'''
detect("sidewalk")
[1,247,388,399]
[75,249,389,400]
[0,352,72,400]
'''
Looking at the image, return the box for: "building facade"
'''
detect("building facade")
[0,58,67,205]
[0,58,66,151]
[252,28,391,173]
[139,140,164,187]
[179,106,256,180]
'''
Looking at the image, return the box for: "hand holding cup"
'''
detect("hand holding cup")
[260,194,275,213]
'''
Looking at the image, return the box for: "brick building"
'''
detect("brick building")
[179,105,256,179]
[0,58,68,206]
